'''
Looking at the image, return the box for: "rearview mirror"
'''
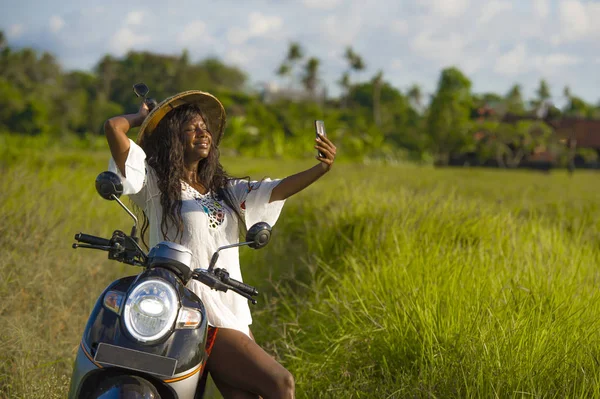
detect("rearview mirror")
[95,171,123,200]
[133,83,150,98]
[245,222,272,249]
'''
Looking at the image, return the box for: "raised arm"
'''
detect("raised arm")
[269,134,337,202]
[104,103,149,176]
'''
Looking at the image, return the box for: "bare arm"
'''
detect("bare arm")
[269,134,337,202]
[104,103,149,176]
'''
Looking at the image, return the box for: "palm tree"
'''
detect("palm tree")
[407,84,423,112]
[563,85,572,112]
[505,84,525,114]
[276,63,292,88]
[338,72,351,108]
[342,46,365,109]
[302,57,320,99]
[286,42,304,89]
[537,79,551,102]
[344,46,366,82]
[533,79,552,116]
[372,70,383,126]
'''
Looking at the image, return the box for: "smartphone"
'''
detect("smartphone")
[315,120,327,158]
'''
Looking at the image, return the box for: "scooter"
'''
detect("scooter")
[67,170,271,398]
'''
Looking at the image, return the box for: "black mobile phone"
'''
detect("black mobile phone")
[315,120,327,158]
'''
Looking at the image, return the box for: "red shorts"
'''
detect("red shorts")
[205,326,219,357]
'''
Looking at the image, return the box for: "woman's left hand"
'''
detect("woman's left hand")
[315,135,337,172]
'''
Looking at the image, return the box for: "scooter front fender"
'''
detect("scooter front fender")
[87,375,160,398]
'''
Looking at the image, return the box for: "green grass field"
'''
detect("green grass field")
[1,136,600,398]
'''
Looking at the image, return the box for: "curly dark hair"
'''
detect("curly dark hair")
[136,103,248,248]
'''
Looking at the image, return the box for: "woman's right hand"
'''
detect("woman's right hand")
[134,102,151,127]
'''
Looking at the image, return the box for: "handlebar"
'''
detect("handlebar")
[74,233,111,247]
[192,268,259,304]
[74,231,259,302]
[73,231,146,267]
[214,268,259,297]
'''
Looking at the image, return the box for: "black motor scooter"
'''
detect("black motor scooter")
[68,170,271,398]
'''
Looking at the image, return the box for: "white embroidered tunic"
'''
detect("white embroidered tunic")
[108,139,286,338]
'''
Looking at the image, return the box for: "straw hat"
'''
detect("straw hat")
[137,90,227,145]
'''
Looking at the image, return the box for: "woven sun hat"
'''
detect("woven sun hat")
[136,90,227,145]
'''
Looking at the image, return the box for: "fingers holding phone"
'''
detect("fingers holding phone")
[314,120,336,171]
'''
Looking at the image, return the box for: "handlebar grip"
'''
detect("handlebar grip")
[226,277,258,297]
[75,233,111,247]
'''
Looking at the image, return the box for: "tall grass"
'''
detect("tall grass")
[1,140,599,398]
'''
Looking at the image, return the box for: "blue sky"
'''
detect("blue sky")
[2,0,599,105]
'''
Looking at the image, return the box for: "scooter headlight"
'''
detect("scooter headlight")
[123,279,179,342]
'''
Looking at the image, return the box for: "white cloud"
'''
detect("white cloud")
[410,30,466,64]
[248,12,283,36]
[478,0,512,25]
[493,43,527,76]
[225,48,251,65]
[109,27,151,56]
[424,0,470,18]
[321,14,363,46]
[227,27,249,46]
[302,0,342,10]
[390,59,402,70]
[391,19,409,35]
[7,24,24,38]
[494,43,582,76]
[540,53,581,67]
[555,0,600,43]
[177,21,207,45]
[49,16,65,33]
[532,0,550,19]
[126,11,144,26]
[81,6,105,17]
[226,12,282,45]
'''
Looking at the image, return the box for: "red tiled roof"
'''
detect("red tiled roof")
[549,120,600,148]
[500,113,600,148]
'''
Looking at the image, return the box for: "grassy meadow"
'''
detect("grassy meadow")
[1,134,600,398]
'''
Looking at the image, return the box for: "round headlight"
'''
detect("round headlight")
[123,279,179,342]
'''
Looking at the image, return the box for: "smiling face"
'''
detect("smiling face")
[182,113,213,161]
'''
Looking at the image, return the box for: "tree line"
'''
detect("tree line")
[1,32,599,163]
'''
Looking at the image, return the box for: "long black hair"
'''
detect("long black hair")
[136,103,247,248]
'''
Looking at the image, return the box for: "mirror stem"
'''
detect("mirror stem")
[111,194,139,238]
[207,241,253,272]
[207,252,219,272]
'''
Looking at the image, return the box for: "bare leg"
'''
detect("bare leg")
[211,375,259,399]
[206,328,294,399]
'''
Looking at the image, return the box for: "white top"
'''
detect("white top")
[108,139,286,338]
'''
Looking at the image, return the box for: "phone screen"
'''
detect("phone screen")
[315,120,326,158]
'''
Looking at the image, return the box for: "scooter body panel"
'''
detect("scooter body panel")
[69,267,209,399]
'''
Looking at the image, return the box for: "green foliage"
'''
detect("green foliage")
[427,67,473,162]
[505,84,526,114]
[1,33,599,164]
[470,120,560,167]
[564,96,593,118]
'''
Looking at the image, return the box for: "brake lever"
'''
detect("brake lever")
[228,286,257,305]
[72,243,112,251]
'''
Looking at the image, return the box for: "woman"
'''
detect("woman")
[104,90,336,398]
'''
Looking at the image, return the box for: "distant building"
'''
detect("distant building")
[502,113,600,156]
[447,108,600,169]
